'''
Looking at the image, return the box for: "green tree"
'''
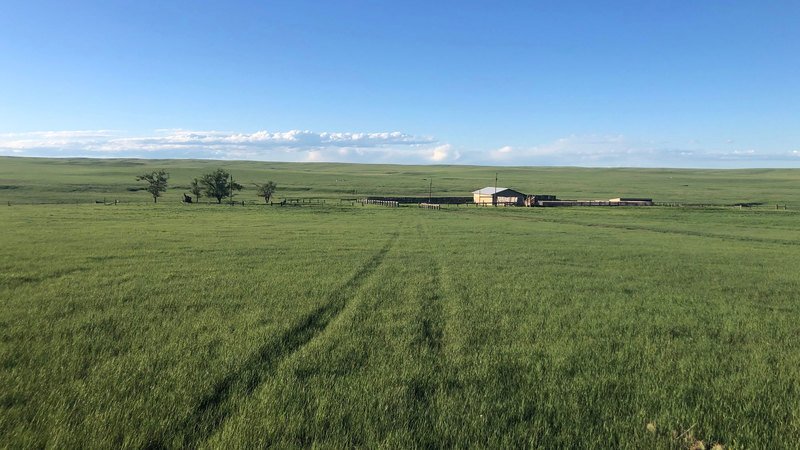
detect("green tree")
[200,169,242,204]
[136,170,169,203]
[255,181,277,204]
[189,178,203,203]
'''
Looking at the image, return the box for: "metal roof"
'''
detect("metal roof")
[472,187,512,195]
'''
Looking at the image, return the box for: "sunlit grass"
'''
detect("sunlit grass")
[1,202,799,447]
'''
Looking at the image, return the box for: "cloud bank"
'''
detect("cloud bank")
[481,135,800,168]
[0,129,459,164]
[1,130,796,167]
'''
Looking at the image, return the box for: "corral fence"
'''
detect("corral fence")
[419,203,441,210]
[276,198,326,206]
[654,202,788,209]
[655,202,732,208]
[365,196,472,205]
[538,200,654,207]
[360,199,399,207]
[475,201,522,207]
[5,199,125,206]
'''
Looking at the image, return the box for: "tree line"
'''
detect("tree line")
[136,169,277,204]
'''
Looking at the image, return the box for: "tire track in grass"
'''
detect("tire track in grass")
[407,223,445,446]
[161,232,399,448]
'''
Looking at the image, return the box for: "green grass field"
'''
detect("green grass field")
[1,157,799,448]
[2,156,799,207]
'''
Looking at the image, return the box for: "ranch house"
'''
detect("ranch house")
[472,187,526,206]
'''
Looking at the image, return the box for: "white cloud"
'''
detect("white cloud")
[488,135,631,163]
[0,128,463,164]
[429,144,460,162]
[482,135,800,168]
[305,150,324,162]
[2,129,797,168]
[0,130,119,151]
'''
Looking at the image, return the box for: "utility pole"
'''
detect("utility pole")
[494,172,498,207]
[229,173,234,205]
[423,178,432,203]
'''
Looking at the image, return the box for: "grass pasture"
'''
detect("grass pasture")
[2,156,800,207]
[2,197,800,448]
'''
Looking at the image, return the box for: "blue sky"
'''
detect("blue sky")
[1,0,798,167]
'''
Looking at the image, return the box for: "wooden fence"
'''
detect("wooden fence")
[365,196,472,204]
[537,200,653,207]
[361,199,399,207]
[419,203,441,210]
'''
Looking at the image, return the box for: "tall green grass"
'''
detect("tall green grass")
[2,203,799,447]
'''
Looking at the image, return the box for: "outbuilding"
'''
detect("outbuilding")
[472,187,526,206]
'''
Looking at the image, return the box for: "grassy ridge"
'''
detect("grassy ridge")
[2,203,799,447]
[1,156,799,206]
